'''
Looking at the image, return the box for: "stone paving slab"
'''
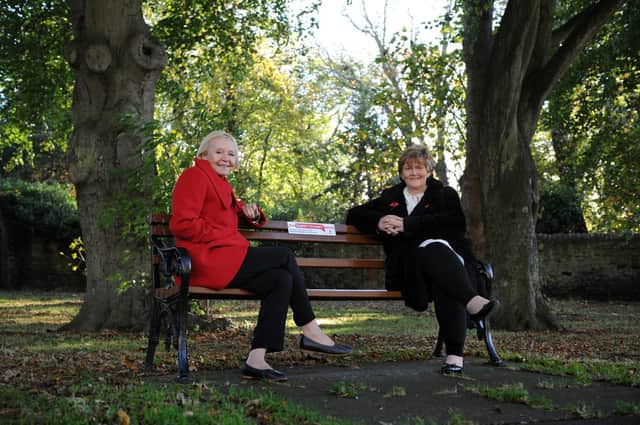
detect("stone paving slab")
[196,358,640,425]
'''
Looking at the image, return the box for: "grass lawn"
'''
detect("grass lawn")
[0,291,639,424]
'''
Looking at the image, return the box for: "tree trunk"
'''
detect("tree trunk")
[462,0,623,330]
[64,0,166,330]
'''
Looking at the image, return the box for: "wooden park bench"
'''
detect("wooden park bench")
[143,213,503,381]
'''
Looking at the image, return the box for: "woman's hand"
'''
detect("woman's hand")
[377,215,404,235]
[242,203,261,222]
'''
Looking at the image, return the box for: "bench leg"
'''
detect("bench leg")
[143,298,162,370]
[483,320,504,366]
[175,294,191,382]
[432,329,445,357]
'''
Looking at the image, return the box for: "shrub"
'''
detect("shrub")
[0,178,78,240]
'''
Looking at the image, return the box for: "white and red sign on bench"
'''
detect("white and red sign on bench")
[287,222,336,236]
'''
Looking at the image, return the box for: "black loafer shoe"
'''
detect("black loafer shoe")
[300,335,352,356]
[241,363,288,382]
[469,299,500,323]
[440,363,464,375]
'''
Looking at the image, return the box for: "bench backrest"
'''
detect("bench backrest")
[150,213,384,270]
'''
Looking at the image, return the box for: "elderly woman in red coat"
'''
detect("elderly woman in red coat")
[170,130,351,382]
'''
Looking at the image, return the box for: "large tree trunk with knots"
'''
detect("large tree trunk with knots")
[63,0,166,330]
[460,0,624,330]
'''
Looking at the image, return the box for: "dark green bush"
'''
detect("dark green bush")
[536,181,587,234]
[0,178,78,240]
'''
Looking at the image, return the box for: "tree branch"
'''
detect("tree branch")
[529,0,625,106]
[552,9,583,46]
[485,1,540,103]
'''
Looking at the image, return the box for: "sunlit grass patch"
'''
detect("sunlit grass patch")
[0,291,83,306]
[25,334,145,353]
[0,292,82,332]
[210,299,440,337]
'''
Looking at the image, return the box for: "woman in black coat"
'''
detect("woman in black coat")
[346,144,498,374]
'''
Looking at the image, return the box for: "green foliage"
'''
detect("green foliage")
[2,0,636,235]
[372,4,467,179]
[0,0,73,177]
[319,61,404,209]
[0,178,78,240]
[538,2,640,232]
[536,180,587,234]
[148,5,351,221]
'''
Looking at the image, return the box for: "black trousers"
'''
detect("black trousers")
[417,242,477,357]
[227,246,315,352]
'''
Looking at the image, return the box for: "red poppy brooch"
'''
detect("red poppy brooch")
[389,201,400,208]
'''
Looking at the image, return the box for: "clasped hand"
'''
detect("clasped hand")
[242,204,261,222]
[378,215,404,235]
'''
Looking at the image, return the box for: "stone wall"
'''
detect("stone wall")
[537,233,640,299]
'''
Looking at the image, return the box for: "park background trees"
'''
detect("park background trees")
[0,0,636,330]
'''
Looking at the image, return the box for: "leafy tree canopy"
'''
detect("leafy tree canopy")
[539,1,640,232]
[0,0,72,178]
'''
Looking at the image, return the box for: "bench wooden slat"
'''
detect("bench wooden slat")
[297,258,384,268]
[307,289,402,300]
[238,231,379,244]
[184,287,402,300]
[155,286,401,300]
[153,255,383,269]
[150,213,171,224]
[151,227,175,237]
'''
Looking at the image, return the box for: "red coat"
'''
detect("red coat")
[169,158,265,288]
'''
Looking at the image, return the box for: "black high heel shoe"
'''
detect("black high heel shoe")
[469,300,500,341]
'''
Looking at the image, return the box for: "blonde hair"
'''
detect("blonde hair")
[397,144,435,176]
[196,130,239,166]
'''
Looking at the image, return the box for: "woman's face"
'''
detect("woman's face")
[401,158,430,193]
[203,137,237,176]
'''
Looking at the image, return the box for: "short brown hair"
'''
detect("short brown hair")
[397,144,435,176]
